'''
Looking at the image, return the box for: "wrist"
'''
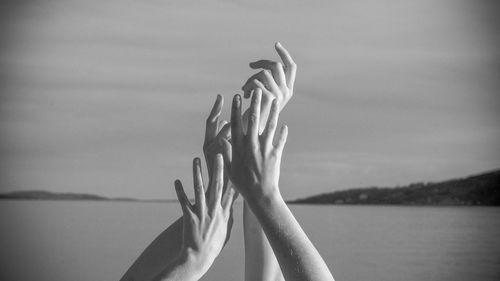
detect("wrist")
[175,249,212,281]
[246,186,283,210]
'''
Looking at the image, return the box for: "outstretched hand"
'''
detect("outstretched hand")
[173,155,236,279]
[221,90,288,202]
[242,42,296,112]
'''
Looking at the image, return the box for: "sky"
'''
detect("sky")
[0,0,499,200]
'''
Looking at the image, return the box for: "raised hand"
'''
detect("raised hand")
[154,155,236,281]
[222,91,334,281]
[203,94,231,177]
[221,90,287,202]
[242,42,296,112]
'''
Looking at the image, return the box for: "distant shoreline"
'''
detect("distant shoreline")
[291,169,499,206]
[1,168,499,206]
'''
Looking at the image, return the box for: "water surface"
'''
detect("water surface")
[0,201,499,281]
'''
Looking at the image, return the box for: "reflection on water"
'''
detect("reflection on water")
[0,201,499,281]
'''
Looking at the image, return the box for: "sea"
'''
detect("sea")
[0,201,499,281]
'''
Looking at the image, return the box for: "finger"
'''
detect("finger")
[174,180,195,216]
[209,154,224,214]
[230,94,243,146]
[275,125,288,154]
[220,138,232,172]
[249,80,274,119]
[205,94,223,142]
[247,89,262,143]
[262,99,279,150]
[193,157,206,218]
[242,70,279,96]
[221,185,236,216]
[216,121,231,141]
[275,42,297,89]
[249,60,286,86]
[242,80,274,107]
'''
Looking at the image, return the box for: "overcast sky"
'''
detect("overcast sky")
[1,0,499,200]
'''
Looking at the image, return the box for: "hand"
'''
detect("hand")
[242,42,296,112]
[203,94,231,177]
[174,155,236,279]
[221,90,288,202]
[202,95,237,245]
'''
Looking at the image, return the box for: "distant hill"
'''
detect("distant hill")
[0,190,168,202]
[291,169,500,206]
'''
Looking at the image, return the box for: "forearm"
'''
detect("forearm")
[152,250,208,281]
[121,217,184,281]
[244,202,284,281]
[247,190,335,281]
[152,247,212,281]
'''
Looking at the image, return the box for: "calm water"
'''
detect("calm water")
[0,201,499,281]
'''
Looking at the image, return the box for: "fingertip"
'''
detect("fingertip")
[193,157,201,166]
[275,42,284,51]
[233,94,241,105]
[174,179,182,189]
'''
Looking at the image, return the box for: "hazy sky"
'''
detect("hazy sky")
[1,0,499,200]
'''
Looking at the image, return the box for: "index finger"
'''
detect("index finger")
[230,94,243,146]
[205,94,223,142]
[193,157,206,218]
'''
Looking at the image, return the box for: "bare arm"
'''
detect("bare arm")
[241,42,296,281]
[121,96,233,281]
[244,203,284,281]
[222,92,335,281]
[153,156,236,281]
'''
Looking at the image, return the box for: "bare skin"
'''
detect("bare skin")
[241,42,296,281]
[221,91,335,281]
[121,43,297,281]
[120,96,234,281]
[153,155,236,281]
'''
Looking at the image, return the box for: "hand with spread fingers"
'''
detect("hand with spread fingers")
[120,95,237,281]
[222,90,335,281]
[202,94,236,245]
[240,43,297,281]
[153,155,236,281]
[221,90,287,202]
[242,42,296,116]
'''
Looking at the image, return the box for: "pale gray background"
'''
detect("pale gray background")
[1,0,499,200]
